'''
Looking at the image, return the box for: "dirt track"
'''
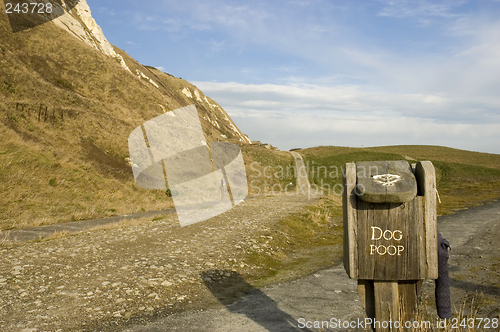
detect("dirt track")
[120,200,500,332]
[0,191,323,332]
[1,198,499,331]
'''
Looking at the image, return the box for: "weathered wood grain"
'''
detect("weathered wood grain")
[343,163,358,278]
[356,160,417,204]
[415,161,438,279]
[398,280,421,322]
[356,197,423,280]
[357,280,376,323]
[374,281,399,331]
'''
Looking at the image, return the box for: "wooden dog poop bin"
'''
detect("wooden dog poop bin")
[343,160,438,331]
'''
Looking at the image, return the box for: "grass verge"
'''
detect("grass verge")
[242,196,344,286]
[300,146,500,216]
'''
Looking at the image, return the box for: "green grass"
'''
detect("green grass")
[300,145,500,216]
[303,149,405,189]
[432,160,500,214]
[241,144,297,194]
[243,197,344,286]
[367,145,500,170]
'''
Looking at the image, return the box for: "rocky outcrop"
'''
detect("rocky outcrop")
[50,0,130,71]
[181,86,251,144]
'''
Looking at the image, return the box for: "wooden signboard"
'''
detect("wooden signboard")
[343,160,438,330]
[343,160,437,280]
[356,160,422,280]
[356,197,424,280]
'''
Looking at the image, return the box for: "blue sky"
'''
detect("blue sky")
[87,0,500,153]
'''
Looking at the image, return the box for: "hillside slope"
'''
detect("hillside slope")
[0,1,256,230]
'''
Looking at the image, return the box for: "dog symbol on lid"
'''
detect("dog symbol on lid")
[373,174,402,187]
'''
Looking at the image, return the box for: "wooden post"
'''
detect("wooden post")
[415,161,438,279]
[358,279,422,331]
[398,280,422,322]
[343,160,438,331]
[343,163,358,278]
[374,281,399,331]
[357,280,376,324]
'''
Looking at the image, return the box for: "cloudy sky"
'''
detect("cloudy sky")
[87,0,500,153]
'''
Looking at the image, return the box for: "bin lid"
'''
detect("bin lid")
[355,160,417,203]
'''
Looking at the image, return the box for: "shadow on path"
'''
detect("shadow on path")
[201,270,314,332]
[450,278,500,297]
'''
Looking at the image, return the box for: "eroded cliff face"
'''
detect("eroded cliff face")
[50,0,131,72]
[48,0,250,144]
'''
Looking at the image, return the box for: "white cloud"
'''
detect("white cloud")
[209,40,225,53]
[194,81,500,153]
[194,81,499,121]
[376,0,466,18]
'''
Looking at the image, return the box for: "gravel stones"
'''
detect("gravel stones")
[0,193,316,331]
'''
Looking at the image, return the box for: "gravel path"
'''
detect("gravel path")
[0,193,319,332]
[290,151,311,194]
[0,209,176,243]
[1,198,498,331]
[0,151,321,332]
[121,200,500,332]
[122,265,366,332]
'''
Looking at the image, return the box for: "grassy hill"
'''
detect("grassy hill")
[0,4,289,231]
[300,145,500,215]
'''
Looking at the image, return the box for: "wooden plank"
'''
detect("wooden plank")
[392,201,409,279]
[415,196,426,278]
[410,163,427,278]
[357,197,422,280]
[403,196,423,279]
[343,163,358,278]
[374,281,399,332]
[357,199,376,279]
[415,161,438,279]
